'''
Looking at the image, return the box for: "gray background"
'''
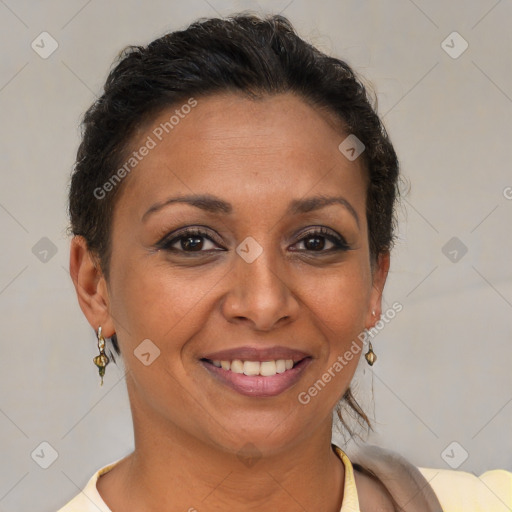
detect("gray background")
[0,1,511,511]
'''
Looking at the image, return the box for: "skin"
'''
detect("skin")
[70,92,392,511]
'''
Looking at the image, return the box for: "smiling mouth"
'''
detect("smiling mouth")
[200,356,312,397]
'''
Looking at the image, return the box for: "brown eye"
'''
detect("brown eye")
[293,227,349,253]
[157,228,223,253]
[302,235,331,251]
[177,235,207,251]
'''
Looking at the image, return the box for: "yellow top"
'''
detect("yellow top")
[57,446,512,511]
[333,445,361,511]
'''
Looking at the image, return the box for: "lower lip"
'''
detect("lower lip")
[201,358,312,397]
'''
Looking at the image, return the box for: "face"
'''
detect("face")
[87,93,388,456]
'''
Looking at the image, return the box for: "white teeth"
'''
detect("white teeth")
[230,359,244,374]
[243,361,260,376]
[260,361,277,376]
[276,359,286,374]
[211,358,298,376]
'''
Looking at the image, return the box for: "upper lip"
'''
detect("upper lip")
[201,345,311,363]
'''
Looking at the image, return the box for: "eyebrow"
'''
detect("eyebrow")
[142,193,360,226]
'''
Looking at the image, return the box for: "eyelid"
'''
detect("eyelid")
[155,225,224,249]
[295,225,344,241]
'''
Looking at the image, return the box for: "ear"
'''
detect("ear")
[69,236,115,337]
[365,251,390,329]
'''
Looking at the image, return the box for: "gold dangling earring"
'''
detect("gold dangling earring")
[365,309,377,366]
[365,341,377,366]
[93,326,110,386]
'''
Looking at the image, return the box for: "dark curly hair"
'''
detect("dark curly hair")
[68,13,400,439]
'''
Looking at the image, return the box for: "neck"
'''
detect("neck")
[103,401,346,512]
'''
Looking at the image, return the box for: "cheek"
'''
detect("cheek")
[298,261,371,392]
[109,248,372,346]
[301,261,372,335]
[107,249,232,376]
[106,258,210,415]
[296,280,369,416]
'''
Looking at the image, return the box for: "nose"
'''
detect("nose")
[220,243,300,332]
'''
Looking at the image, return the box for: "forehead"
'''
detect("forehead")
[115,92,367,221]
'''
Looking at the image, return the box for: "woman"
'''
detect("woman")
[59,13,511,512]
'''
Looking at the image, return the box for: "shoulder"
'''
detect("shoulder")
[348,443,512,511]
[56,460,121,512]
[352,465,396,512]
[57,491,104,512]
[347,443,443,511]
[418,466,512,511]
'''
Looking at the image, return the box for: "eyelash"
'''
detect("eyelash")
[156,226,350,255]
